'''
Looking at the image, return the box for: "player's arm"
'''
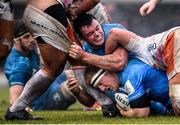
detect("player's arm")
[117,94,150,117]
[105,28,137,54]
[5,59,31,105]
[67,75,96,107]
[67,0,100,19]
[139,0,161,16]
[69,43,128,71]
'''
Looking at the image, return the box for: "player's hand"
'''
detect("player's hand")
[116,105,134,117]
[67,75,81,94]
[68,42,85,60]
[66,4,80,20]
[171,98,180,116]
[101,103,120,117]
[139,1,156,16]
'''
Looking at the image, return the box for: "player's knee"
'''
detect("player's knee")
[42,61,66,77]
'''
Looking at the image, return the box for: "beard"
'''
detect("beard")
[19,41,33,54]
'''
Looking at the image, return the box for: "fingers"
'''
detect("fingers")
[139,4,150,16]
[68,43,83,59]
[72,42,78,45]
[67,76,79,91]
[139,2,156,16]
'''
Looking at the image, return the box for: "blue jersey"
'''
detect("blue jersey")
[83,23,126,55]
[5,48,75,110]
[117,59,170,106]
[31,72,76,110]
[82,23,172,114]
[5,48,39,87]
[104,59,172,114]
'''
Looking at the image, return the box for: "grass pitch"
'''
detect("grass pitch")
[1,86,180,124]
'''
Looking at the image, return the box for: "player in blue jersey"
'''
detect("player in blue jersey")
[68,13,129,117]
[68,13,172,117]
[5,20,40,108]
[5,1,117,120]
[84,59,173,117]
[68,13,128,71]
[5,20,95,113]
[68,14,173,116]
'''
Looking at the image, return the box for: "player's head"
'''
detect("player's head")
[14,20,36,52]
[73,13,104,49]
[84,65,120,91]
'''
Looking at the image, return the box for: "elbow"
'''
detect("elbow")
[111,59,127,72]
[109,28,119,37]
[93,0,100,4]
[114,62,127,71]
[83,100,96,107]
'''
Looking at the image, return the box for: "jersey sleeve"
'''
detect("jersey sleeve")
[5,57,32,87]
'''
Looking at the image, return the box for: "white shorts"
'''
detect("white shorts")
[0,1,14,21]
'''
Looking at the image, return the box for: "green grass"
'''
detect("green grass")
[1,86,180,124]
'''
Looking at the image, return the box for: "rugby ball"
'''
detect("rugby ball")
[115,90,130,111]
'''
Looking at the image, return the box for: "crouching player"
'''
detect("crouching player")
[5,21,95,114]
[84,59,173,117]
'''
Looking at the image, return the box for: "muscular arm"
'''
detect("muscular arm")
[82,47,128,71]
[105,28,137,54]
[9,85,24,105]
[67,0,100,19]
[73,88,96,107]
[69,43,128,71]
[67,75,95,107]
[119,107,150,117]
[74,0,100,14]
[116,91,150,117]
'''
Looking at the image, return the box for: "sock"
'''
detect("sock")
[10,70,53,112]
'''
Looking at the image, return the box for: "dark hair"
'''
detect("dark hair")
[84,65,100,85]
[14,20,29,39]
[73,13,96,38]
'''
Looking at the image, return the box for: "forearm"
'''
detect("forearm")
[120,107,150,117]
[73,88,96,107]
[105,28,137,54]
[73,0,100,15]
[82,53,119,71]
[82,48,128,71]
[150,0,161,4]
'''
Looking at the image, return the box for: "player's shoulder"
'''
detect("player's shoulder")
[102,23,126,30]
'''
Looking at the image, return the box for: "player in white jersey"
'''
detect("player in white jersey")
[105,25,180,116]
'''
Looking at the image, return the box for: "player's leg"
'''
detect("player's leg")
[169,73,180,116]
[5,42,67,120]
[0,19,14,61]
[166,29,180,116]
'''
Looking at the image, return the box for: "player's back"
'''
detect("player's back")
[118,58,169,104]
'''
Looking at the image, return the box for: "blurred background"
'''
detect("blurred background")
[1,0,180,87]
[12,0,180,36]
